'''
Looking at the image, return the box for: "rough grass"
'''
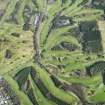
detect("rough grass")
[98,21,105,53]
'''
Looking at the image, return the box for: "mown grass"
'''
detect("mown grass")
[0,0,105,104]
[88,84,105,103]
[4,75,33,105]
[32,64,79,104]
[29,75,57,105]
[59,74,101,86]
